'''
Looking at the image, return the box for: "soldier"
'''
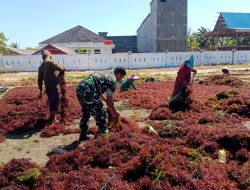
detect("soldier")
[38,50,65,124]
[76,67,126,141]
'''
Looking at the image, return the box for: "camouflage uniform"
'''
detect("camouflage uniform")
[76,72,117,134]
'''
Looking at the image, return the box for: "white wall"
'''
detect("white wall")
[0,50,250,72]
[39,42,114,55]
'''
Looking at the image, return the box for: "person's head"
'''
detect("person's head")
[222,66,229,74]
[114,67,126,82]
[127,74,139,80]
[41,50,52,61]
[185,55,195,68]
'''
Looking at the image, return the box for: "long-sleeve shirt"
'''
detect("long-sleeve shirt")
[38,60,65,93]
[77,72,117,98]
[177,63,192,86]
[120,79,136,92]
[171,63,193,97]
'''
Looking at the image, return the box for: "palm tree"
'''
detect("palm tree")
[194,27,210,49]
[10,42,20,48]
[187,27,198,51]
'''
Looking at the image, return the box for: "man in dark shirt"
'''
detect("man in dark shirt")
[76,67,126,141]
[38,50,65,124]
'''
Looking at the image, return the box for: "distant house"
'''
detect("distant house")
[207,12,250,50]
[39,25,115,54]
[6,47,35,56]
[105,35,137,53]
[32,44,75,55]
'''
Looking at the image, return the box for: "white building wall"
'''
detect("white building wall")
[137,0,157,53]
[1,50,250,72]
[39,42,114,55]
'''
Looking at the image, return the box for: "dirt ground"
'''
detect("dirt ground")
[0,101,150,166]
[0,64,249,167]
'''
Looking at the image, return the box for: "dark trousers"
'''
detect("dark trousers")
[47,91,60,112]
[76,90,107,135]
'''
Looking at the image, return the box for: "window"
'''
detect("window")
[81,50,87,54]
[94,49,101,54]
[160,0,166,3]
[75,48,87,54]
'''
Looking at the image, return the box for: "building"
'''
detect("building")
[38,0,188,54]
[98,32,137,53]
[207,12,250,50]
[32,44,75,55]
[6,47,35,56]
[105,35,137,53]
[39,25,115,54]
[137,0,187,52]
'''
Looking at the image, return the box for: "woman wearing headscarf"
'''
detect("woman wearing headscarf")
[169,55,197,108]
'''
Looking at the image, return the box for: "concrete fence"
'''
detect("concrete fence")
[0,50,249,72]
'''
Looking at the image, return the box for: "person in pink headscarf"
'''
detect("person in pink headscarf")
[120,74,141,92]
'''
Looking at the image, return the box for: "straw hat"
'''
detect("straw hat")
[127,74,139,80]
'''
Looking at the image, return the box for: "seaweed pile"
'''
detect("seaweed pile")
[0,79,249,189]
[199,75,244,88]
[0,86,81,140]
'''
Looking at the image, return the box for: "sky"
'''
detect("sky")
[1,0,250,48]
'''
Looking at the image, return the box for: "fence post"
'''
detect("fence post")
[128,51,132,69]
[199,49,204,66]
[165,50,169,68]
[88,54,92,70]
[232,49,236,64]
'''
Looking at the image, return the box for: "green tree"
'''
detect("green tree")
[0,32,8,55]
[10,42,20,48]
[187,28,198,51]
[26,47,37,50]
[194,27,211,48]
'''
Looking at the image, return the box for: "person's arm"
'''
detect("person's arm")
[106,80,119,118]
[130,82,141,90]
[177,64,188,86]
[106,95,119,119]
[37,65,44,99]
[52,62,65,73]
[192,69,197,74]
[130,82,136,90]
[100,94,107,102]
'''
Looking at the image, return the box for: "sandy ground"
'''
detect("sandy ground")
[0,63,249,87]
[0,102,150,166]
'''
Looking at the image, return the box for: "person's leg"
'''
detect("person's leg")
[76,88,94,141]
[91,102,108,135]
[47,91,60,124]
[79,107,91,141]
